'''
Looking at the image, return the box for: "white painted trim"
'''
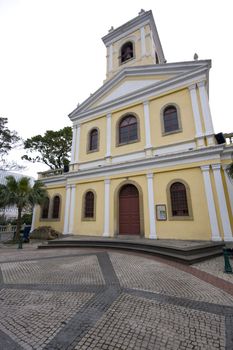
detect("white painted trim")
[74,125,81,163]
[147,173,157,239]
[188,84,203,139]
[201,166,221,241]
[140,26,146,57]
[212,164,233,241]
[42,146,224,185]
[103,179,111,237]
[105,113,112,158]
[108,44,113,72]
[30,205,37,232]
[153,141,196,156]
[79,159,106,170]
[143,100,152,149]
[71,125,77,163]
[68,185,76,234]
[63,185,71,234]
[198,81,215,142]
[224,168,233,216]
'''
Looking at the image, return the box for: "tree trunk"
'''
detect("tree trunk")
[15,206,22,242]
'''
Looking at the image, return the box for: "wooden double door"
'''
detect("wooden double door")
[119,184,140,235]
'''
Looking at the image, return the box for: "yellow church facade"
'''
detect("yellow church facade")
[32,10,233,241]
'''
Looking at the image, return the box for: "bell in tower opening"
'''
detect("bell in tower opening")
[120,41,134,64]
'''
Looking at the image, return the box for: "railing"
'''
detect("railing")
[224,132,233,145]
[38,168,64,179]
[0,225,16,242]
[0,225,17,233]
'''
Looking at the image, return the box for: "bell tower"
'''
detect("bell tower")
[102,10,166,81]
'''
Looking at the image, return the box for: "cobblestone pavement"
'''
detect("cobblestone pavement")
[0,248,233,349]
[193,256,233,284]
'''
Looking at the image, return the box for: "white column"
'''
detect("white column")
[201,166,221,241]
[71,125,77,163]
[147,173,157,239]
[63,185,71,234]
[143,101,152,157]
[103,179,111,237]
[140,26,146,57]
[68,184,76,234]
[74,124,81,163]
[212,164,233,241]
[105,113,112,160]
[197,81,215,145]
[30,205,37,232]
[188,84,205,147]
[223,166,233,216]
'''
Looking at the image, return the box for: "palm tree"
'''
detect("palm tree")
[0,176,47,241]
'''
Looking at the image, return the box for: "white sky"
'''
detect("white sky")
[0,0,233,177]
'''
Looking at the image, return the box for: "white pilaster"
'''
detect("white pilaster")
[105,113,112,160]
[212,164,233,241]
[63,185,71,234]
[108,44,113,72]
[223,166,233,216]
[143,100,152,155]
[71,125,77,163]
[188,84,205,147]
[197,81,215,145]
[147,173,157,239]
[103,179,111,237]
[30,205,37,232]
[201,166,221,241]
[140,26,146,57]
[74,124,81,163]
[68,184,76,234]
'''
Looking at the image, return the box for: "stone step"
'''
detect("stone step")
[38,239,225,264]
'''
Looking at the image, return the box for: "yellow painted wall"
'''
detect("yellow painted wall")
[74,181,104,236]
[34,186,66,233]
[222,169,233,229]
[150,88,197,148]
[79,116,106,162]
[154,168,212,240]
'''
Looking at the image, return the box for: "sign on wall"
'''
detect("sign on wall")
[156,205,167,221]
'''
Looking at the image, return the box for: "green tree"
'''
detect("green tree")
[0,117,21,170]
[22,126,72,170]
[0,176,47,241]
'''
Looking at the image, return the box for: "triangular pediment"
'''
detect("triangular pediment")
[69,61,211,120]
[91,77,168,108]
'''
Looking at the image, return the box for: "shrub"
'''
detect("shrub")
[30,226,63,240]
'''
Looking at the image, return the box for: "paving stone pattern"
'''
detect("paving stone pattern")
[0,249,232,349]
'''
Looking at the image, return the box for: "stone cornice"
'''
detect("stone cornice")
[41,145,224,186]
[71,66,209,124]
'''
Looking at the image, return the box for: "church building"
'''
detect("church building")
[32,10,233,241]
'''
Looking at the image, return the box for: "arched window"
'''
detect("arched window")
[41,197,50,219]
[52,195,60,219]
[170,182,189,216]
[84,191,95,219]
[120,41,134,64]
[89,128,98,152]
[163,105,180,134]
[119,115,138,145]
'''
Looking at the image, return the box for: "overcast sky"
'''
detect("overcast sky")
[0,0,232,177]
